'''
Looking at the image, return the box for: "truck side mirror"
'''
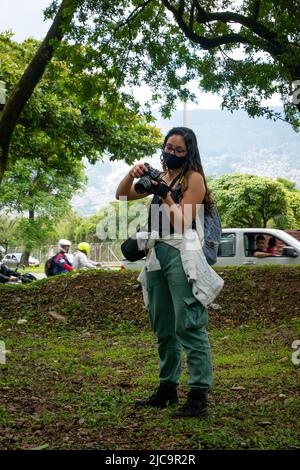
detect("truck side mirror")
[281,247,298,258]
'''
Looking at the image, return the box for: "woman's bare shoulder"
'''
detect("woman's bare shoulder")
[185,170,204,184]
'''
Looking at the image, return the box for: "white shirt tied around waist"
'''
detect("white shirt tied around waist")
[136,228,224,310]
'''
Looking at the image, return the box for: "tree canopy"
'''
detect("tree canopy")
[46,0,300,125]
[0,32,163,261]
[0,157,86,263]
[210,173,300,228]
[0,28,162,180]
[1,0,300,181]
[0,215,20,254]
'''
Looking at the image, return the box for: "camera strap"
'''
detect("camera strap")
[166,172,184,190]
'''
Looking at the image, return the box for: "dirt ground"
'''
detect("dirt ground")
[0,266,299,329]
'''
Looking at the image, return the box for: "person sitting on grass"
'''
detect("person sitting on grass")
[73,242,103,270]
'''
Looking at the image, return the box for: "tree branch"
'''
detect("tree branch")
[191,0,277,42]
[163,0,286,57]
[114,0,153,30]
[189,2,195,30]
[0,0,78,182]
[161,0,252,49]
[178,0,185,16]
[251,0,261,19]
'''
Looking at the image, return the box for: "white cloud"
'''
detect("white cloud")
[0,0,51,42]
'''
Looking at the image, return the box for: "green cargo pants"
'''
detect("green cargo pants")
[146,242,212,393]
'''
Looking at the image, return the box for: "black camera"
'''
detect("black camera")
[134,163,163,194]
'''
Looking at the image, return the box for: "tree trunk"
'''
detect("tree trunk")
[20,250,31,268]
[20,209,35,267]
[0,0,77,183]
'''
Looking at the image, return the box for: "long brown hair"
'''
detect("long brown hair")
[160,127,215,214]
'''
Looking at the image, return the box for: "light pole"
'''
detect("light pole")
[183,101,188,127]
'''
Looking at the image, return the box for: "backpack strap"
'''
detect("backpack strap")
[169,172,184,189]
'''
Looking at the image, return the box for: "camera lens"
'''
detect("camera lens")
[135,176,152,194]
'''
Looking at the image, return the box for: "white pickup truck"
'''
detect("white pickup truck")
[215,228,300,266]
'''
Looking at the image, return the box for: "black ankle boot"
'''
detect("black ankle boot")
[171,390,208,418]
[135,383,178,408]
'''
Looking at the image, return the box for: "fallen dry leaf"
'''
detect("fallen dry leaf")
[48,311,66,322]
[278,357,289,362]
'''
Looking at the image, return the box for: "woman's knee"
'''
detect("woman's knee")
[156,333,179,349]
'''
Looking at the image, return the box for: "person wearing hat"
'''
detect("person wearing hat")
[73,242,102,270]
[52,239,74,276]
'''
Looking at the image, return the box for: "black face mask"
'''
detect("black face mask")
[162,152,186,170]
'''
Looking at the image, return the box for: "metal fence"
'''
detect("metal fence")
[6,241,124,263]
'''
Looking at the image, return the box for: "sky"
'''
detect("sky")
[0,0,52,41]
[0,0,282,109]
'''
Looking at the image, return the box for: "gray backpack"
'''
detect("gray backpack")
[202,205,222,265]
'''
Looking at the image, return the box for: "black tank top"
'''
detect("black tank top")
[147,173,198,237]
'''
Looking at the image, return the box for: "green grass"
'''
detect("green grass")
[24,263,45,274]
[19,262,300,277]
[0,318,299,450]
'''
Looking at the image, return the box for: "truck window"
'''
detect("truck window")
[217,233,236,257]
[244,233,290,257]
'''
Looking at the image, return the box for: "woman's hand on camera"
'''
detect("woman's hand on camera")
[151,180,171,199]
[128,163,147,179]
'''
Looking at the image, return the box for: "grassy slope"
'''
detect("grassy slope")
[0,267,299,450]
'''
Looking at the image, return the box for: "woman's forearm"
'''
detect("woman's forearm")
[115,172,134,199]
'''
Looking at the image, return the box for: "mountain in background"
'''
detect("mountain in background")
[72,107,300,215]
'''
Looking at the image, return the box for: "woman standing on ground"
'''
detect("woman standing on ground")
[116,127,219,418]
